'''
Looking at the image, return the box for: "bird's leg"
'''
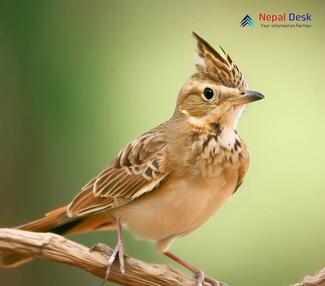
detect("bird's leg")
[164,251,227,286]
[105,218,125,278]
[91,218,125,281]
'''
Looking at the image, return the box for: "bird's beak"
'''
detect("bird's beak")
[226,90,264,106]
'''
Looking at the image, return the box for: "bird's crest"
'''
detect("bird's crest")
[193,32,247,90]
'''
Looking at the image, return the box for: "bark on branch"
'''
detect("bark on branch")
[291,268,325,286]
[0,228,324,286]
[0,228,205,286]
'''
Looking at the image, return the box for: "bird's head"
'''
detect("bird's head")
[176,32,264,131]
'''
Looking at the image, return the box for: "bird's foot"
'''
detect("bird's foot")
[90,242,125,277]
[196,271,227,286]
[194,270,205,286]
[163,251,227,286]
[194,270,228,286]
[108,241,125,275]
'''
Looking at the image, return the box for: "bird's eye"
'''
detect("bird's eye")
[202,87,215,101]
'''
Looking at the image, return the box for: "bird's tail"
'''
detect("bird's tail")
[0,205,116,268]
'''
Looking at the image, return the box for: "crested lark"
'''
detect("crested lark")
[0,32,264,286]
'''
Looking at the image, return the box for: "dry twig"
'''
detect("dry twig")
[0,228,207,286]
[0,228,324,286]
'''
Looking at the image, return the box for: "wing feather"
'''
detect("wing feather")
[67,131,168,217]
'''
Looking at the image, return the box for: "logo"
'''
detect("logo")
[239,12,312,29]
[259,12,311,22]
[240,15,255,27]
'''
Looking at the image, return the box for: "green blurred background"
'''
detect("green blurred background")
[0,0,324,285]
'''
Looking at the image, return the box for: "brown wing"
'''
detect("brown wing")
[193,32,247,90]
[67,131,169,217]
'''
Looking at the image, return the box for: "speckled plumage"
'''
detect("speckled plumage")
[0,33,263,285]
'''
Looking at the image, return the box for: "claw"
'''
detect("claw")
[105,241,125,277]
[118,242,125,273]
[163,251,227,286]
[205,275,228,286]
[93,219,126,286]
[90,242,125,276]
[195,270,205,286]
[195,271,227,286]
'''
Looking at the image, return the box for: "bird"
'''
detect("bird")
[0,32,264,286]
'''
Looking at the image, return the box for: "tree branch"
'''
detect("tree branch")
[0,228,324,286]
[292,268,325,286]
[0,228,206,286]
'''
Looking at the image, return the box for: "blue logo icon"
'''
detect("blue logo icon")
[240,15,255,27]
